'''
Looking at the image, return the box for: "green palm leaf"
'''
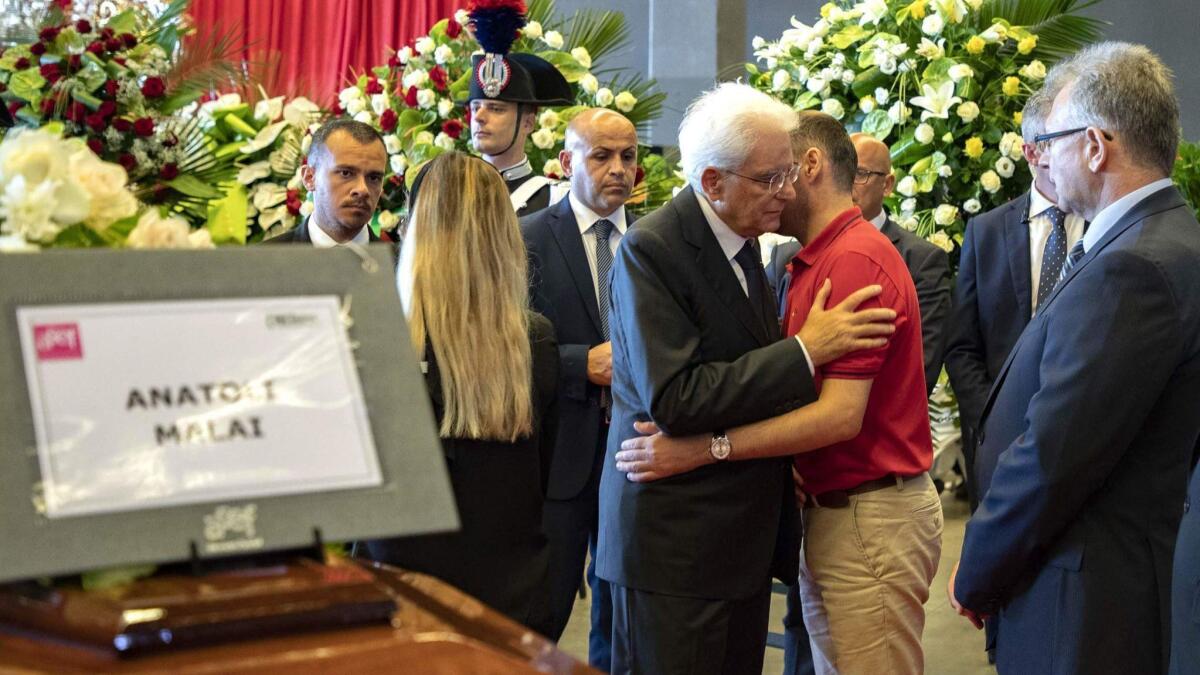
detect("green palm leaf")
[563,9,631,64]
[599,73,667,130]
[976,0,1109,63]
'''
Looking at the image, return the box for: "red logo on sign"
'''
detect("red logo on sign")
[34,323,82,360]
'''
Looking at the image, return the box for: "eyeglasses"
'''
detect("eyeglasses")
[854,168,890,185]
[1033,126,1114,154]
[724,164,801,194]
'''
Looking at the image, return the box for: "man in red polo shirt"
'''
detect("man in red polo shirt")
[614,111,941,674]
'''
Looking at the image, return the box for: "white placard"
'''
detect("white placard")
[17,296,383,519]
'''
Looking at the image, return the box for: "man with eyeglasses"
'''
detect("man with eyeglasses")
[944,87,1085,514]
[948,42,1200,675]
[597,84,896,675]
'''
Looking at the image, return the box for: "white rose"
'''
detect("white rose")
[402,68,429,89]
[397,46,414,64]
[438,97,454,118]
[384,134,402,155]
[594,87,614,107]
[772,69,792,91]
[875,87,890,104]
[126,209,192,249]
[416,89,436,109]
[531,128,556,150]
[806,76,827,94]
[841,69,855,84]
[579,73,600,95]
[948,64,974,82]
[455,9,469,25]
[901,198,917,213]
[371,93,390,116]
[353,111,372,124]
[999,131,1025,159]
[434,132,455,151]
[821,98,845,119]
[956,101,980,123]
[752,36,766,49]
[542,31,564,50]
[938,164,954,178]
[981,169,1002,193]
[414,131,435,145]
[964,198,982,214]
[928,231,954,252]
[934,203,959,226]
[915,123,935,144]
[345,97,366,115]
[69,148,138,230]
[0,129,91,232]
[434,44,454,65]
[896,175,918,197]
[1020,60,1047,80]
[859,96,876,113]
[995,156,1016,178]
[539,109,560,129]
[415,37,435,56]
[543,158,564,177]
[390,154,408,175]
[0,177,65,242]
[523,20,543,39]
[922,14,945,35]
[187,228,216,249]
[338,86,363,103]
[299,199,314,217]
[615,91,638,113]
[887,101,911,124]
[571,47,592,69]
[878,54,897,75]
[254,95,285,122]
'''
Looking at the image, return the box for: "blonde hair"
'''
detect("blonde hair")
[407,152,533,441]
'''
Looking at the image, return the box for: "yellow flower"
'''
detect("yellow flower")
[1002,76,1021,96]
[1018,35,1038,54]
[965,136,984,159]
[908,0,928,19]
[1013,111,1023,125]
[966,36,986,54]
[820,2,836,18]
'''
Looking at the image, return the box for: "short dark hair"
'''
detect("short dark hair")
[791,111,857,193]
[308,119,386,167]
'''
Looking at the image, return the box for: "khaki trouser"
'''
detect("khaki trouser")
[798,473,943,675]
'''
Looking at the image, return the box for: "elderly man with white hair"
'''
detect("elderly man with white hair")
[595,82,894,674]
[949,41,1200,675]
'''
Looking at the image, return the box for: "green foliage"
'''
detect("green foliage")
[1174,139,1200,221]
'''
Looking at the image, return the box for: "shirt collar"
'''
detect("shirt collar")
[498,155,533,182]
[1029,184,1058,219]
[308,217,370,248]
[693,189,750,261]
[1083,177,1175,253]
[796,206,865,266]
[570,192,627,236]
[867,209,887,230]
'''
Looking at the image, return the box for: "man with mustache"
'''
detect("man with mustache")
[520,107,638,666]
[265,119,389,246]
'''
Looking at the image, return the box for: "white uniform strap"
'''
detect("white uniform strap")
[509,175,557,212]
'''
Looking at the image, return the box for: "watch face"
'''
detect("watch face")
[711,436,731,460]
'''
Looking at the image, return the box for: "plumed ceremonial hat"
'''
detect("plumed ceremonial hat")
[466,0,573,106]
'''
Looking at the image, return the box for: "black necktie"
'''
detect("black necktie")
[1036,207,1067,311]
[594,219,614,340]
[734,240,774,333]
[1060,238,1086,283]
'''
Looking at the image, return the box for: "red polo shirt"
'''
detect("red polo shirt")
[784,207,932,495]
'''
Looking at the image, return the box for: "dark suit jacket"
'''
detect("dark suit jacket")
[944,193,1032,434]
[956,185,1200,675]
[764,217,952,396]
[509,174,553,218]
[521,197,631,501]
[262,217,387,245]
[596,186,816,600]
[1171,463,1200,675]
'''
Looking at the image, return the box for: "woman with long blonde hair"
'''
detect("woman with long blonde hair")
[364,151,558,632]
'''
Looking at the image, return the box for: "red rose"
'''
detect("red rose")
[29,42,47,56]
[379,108,398,132]
[39,26,60,42]
[105,38,122,52]
[98,100,116,117]
[6,102,21,118]
[85,112,108,132]
[429,66,447,91]
[87,138,104,154]
[635,166,645,185]
[133,116,155,137]
[387,54,400,68]
[14,57,29,70]
[100,27,114,40]
[159,163,179,180]
[365,77,383,95]
[442,118,463,139]
[75,19,92,34]
[104,79,118,96]
[122,33,137,48]
[67,53,81,71]
[389,174,402,185]
[39,63,61,83]
[404,86,418,107]
[87,40,105,55]
[463,107,472,126]
[113,56,126,66]
[161,133,178,147]
[67,101,87,123]
[141,77,165,98]
[447,20,462,39]
[331,100,343,115]
[118,153,137,171]
[113,117,132,132]
[40,97,57,116]
[152,184,170,202]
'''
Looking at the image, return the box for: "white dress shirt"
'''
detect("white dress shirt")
[867,209,888,230]
[569,192,628,307]
[694,190,814,373]
[1082,177,1176,253]
[1028,186,1086,315]
[308,218,371,248]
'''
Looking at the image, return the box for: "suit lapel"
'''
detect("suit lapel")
[1002,193,1033,322]
[547,198,603,335]
[880,218,903,247]
[676,187,771,346]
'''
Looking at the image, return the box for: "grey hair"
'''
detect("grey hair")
[1020,88,1055,142]
[1048,41,1180,174]
[678,81,798,191]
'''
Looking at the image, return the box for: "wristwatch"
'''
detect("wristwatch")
[710,430,732,461]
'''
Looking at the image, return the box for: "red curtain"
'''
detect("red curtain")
[188,0,464,104]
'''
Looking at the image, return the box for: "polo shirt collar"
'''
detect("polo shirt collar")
[796,206,864,267]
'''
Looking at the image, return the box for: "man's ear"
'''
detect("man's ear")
[800,147,822,183]
[1085,127,1109,173]
[882,172,896,198]
[300,164,316,192]
[699,167,724,202]
[521,107,538,134]
[559,148,573,177]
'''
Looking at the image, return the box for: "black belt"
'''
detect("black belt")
[805,473,926,509]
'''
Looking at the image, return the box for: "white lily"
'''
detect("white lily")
[909,81,962,121]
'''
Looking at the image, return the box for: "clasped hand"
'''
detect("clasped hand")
[614,421,709,482]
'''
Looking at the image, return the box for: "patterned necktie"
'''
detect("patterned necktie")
[1036,207,1068,311]
[1059,237,1086,284]
[593,219,614,340]
[733,240,773,332]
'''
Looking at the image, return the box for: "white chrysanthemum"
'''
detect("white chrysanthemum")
[901,198,917,214]
[402,68,429,89]
[841,69,855,84]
